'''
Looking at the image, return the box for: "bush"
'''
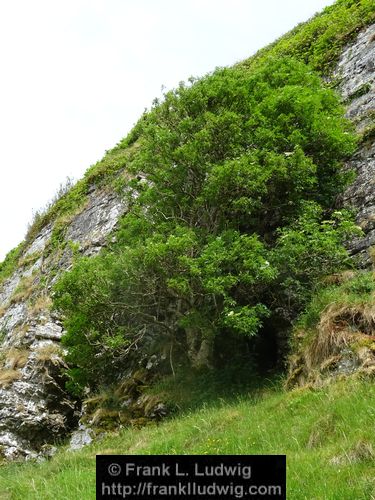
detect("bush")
[54,57,358,395]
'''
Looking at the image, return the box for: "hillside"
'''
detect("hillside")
[0,0,374,497]
[0,378,374,499]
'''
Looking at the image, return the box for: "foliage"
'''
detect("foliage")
[269,202,362,321]
[55,229,276,392]
[1,0,373,290]
[53,56,359,394]
[0,244,24,285]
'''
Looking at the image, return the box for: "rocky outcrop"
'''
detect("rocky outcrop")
[286,299,375,389]
[335,23,375,266]
[286,23,375,389]
[0,187,126,460]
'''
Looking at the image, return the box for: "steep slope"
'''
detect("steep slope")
[0,0,374,461]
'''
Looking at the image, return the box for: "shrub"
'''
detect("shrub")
[53,56,359,395]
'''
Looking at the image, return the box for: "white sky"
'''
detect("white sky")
[0,0,335,261]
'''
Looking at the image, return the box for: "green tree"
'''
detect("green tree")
[54,57,358,394]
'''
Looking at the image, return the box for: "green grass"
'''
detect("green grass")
[239,0,375,75]
[296,271,375,335]
[0,377,374,499]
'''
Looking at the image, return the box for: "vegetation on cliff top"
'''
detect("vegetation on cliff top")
[0,0,373,288]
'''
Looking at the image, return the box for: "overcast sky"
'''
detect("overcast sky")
[0,0,336,261]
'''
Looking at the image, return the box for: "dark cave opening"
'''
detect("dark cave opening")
[252,315,291,375]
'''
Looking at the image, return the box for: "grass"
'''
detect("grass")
[0,244,24,287]
[3,348,29,370]
[0,368,21,388]
[34,343,62,363]
[295,271,375,353]
[286,270,375,387]
[0,377,374,499]
[9,276,35,305]
[27,295,52,318]
[239,0,375,75]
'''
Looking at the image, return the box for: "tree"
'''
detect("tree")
[53,57,358,394]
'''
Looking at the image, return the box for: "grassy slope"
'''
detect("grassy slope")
[0,377,374,499]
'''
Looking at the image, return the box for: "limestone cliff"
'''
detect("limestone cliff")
[0,189,126,459]
[336,24,375,265]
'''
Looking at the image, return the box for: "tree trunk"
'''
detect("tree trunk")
[185,328,214,369]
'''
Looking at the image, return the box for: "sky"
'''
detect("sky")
[0,0,336,261]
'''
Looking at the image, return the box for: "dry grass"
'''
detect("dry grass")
[9,276,35,305]
[35,343,62,363]
[330,440,375,466]
[28,295,52,317]
[321,270,357,286]
[5,348,29,369]
[18,251,42,269]
[0,369,21,388]
[12,323,30,342]
[369,245,375,267]
[0,350,6,369]
[0,304,8,318]
[90,408,120,427]
[306,302,375,370]
[287,288,375,389]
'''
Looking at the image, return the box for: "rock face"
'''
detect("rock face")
[0,23,374,459]
[0,187,126,459]
[335,24,375,266]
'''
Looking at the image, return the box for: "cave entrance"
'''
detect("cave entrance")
[252,316,290,375]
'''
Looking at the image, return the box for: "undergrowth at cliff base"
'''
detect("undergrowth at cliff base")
[0,377,374,500]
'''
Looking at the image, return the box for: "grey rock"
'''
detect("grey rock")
[335,349,359,375]
[0,274,21,306]
[334,24,375,266]
[32,322,63,341]
[22,257,43,278]
[66,190,125,252]
[0,185,126,459]
[0,303,28,338]
[24,225,52,257]
[69,424,94,451]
